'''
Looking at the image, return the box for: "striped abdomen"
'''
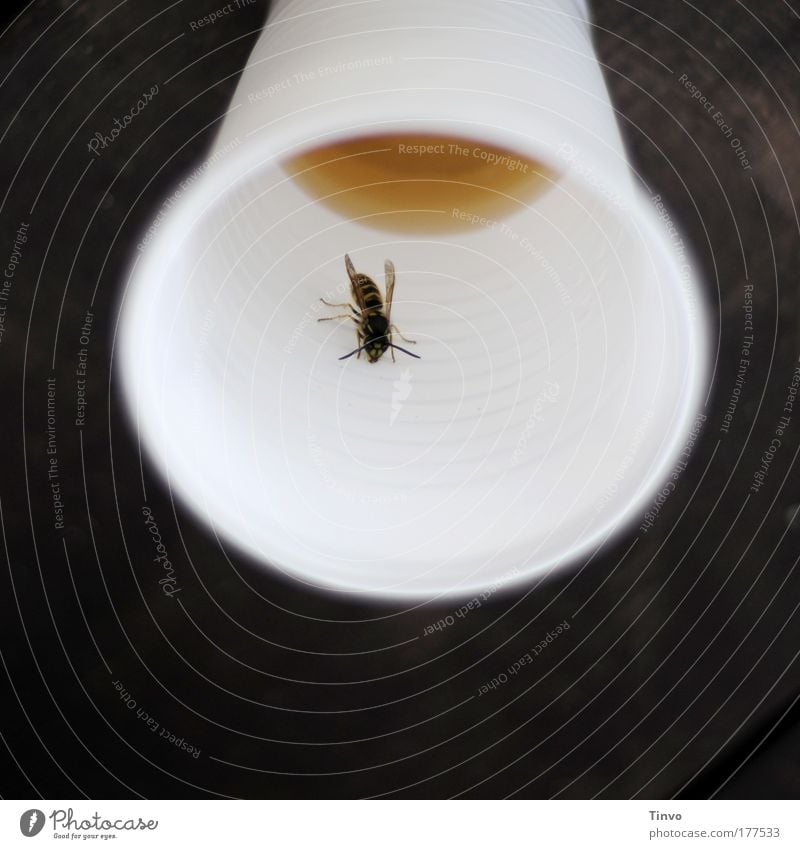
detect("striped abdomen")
[355,275,384,316]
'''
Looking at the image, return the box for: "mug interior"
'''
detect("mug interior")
[119,130,705,598]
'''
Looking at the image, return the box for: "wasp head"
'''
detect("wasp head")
[364,315,390,363]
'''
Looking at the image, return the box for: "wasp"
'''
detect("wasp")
[318,254,420,362]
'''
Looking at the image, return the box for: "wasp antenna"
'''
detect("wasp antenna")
[338,342,370,361]
[390,343,421,359]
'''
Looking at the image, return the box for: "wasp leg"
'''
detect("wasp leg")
[320,297,351,308]
[390,325,416,344]
[319,303,360,322]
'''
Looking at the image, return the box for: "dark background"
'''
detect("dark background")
[0,0,799,798]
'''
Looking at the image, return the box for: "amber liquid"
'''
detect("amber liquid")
[284,134,556,235]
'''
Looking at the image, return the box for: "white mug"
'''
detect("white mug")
[119,0,708,598]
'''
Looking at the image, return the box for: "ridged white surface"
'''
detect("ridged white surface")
[119,142,707,597]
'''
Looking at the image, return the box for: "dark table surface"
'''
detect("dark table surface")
[1,0,799,799]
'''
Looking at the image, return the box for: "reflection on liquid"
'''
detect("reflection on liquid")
[284,134,557,234]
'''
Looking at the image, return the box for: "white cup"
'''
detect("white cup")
[119,0,708,598]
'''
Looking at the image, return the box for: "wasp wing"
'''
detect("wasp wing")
[344,253,369,315]
[384,259,396,325]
